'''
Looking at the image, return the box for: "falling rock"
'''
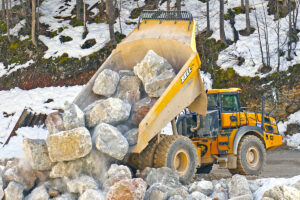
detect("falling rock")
[133,50,175,97]
[3,159,37,191]
[106,178,147,200]
[103,164,132,191]
[85,98,131,128]
[93,69,120,97]
[94,123,129,160]
[46,127,92,162]
[116,75,141,104]
[23,139,52,171]
[66,175,98,194]
[45,112,64,135]
[78,189,105,200]
[189,180,213,196]
[187,191,211,200]
[124,128,139,146]
[62,102,85,130]
[25,185,49,200]
[262,185,300,200]
[4,181,24,200]
[228,175,252,199]
[131,97,157,126]
[145,167,181,188]
[211,182,228,200]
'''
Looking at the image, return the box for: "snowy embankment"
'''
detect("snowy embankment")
[278,110,300,149]
[0,86,83,158]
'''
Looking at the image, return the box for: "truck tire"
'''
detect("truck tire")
[154,135,198,184]
[229,135,266,175]
[196,163,213,174]
[127,135,167,170]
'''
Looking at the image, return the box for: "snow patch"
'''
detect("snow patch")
[278,110,300,134]
[286,133,300,149]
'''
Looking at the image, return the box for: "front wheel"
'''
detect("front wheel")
[153,135,198,184]
[230,135,266,175]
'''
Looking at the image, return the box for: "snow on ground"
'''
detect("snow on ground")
[200,70,213,90]
[0,0,21,10]
[0,60,35,79]
[2,19,26,37]
[0,86,83,148]
[0,126,49,159]
[253,175,300,199]
[286,133,300,149]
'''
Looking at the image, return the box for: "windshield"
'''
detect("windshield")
[221,94,240,113]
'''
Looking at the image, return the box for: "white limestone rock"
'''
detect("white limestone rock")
[62,102,85,130]
[94,123,129,160]
[85,98,131,128]
[92,69,120,97]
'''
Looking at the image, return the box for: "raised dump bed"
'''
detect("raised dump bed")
[73,11,207,155]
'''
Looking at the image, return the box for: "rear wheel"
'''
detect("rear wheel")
[154,135,198,184]
[229,135,266,175]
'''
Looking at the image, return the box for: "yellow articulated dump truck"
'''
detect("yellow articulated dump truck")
[73,11,282,184]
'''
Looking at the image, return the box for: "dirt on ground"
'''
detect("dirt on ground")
[196,146,300,181]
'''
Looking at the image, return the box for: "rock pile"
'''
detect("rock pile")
[0,50,177,199]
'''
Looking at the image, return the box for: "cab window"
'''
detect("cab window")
[221,94,240,113]
[207,94,218,110]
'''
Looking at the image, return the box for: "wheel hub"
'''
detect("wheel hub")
[246,147,259,168]
[173,150,189,175]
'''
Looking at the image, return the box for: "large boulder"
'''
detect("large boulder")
[85,98,131,128]
[4,181,24,200]
[133,50,175,97]
[228,175,252,199]
[262,185,300,200]
[229,194,253,200]
[106,178,147,200]
[79,189,105,200]
[23,139,52,171]
[116,75,141,104]
[189,180,213,196]
[145,167,181,188]
[94,123,129,160]
[124,128,139,146]
[50,160,84,179]
[66,175,98,194]
[211,180,228,200]
[131,97,157,126]
[44,178,68,194]
[52,193,75,200]
[3,159,37,191]
[62,102,85,130]
[25,185,49,200]
[46,127,92,162]
[92,69,120,97]
[103,164,132,191]
[45,112,64,135]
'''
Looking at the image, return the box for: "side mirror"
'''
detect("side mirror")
[272,88,279,105]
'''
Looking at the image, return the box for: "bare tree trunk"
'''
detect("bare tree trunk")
[219,0,227,44]
[36,0,39,34]
[106,0,116,44]
[32,0,37,47]
[167,0,170,11]
[241,0,245,11]
[119,0,122,34]
[245,0,250,35]
[1,0,5,19]
[176,0,181,11]
[5,0,11,42]
[276,0,280,71]
[262,5,270,67]
[287,0,292,60]
[254,8,265,66]
[83,0,87,33]
[76,0,82,21]
[207,0,210,31]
